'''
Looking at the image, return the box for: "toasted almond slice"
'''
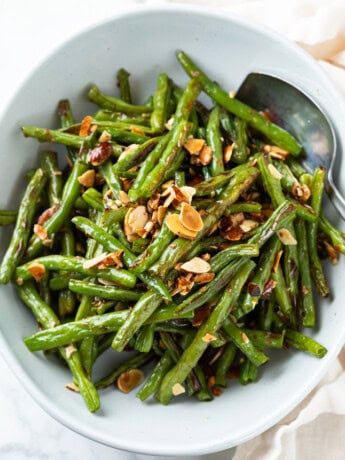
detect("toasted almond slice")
[166,214,198,240]
[98,278,118,286]
[117,369,145,393]
[65,383,80,392]
[229,90,236,98]
[172,383,185,396]
[270,145,289,155]
[277,228,297,245]
[241,332,250,344]
[199,145,213,166]
[128,205,149,232]
[179,186,196,204]
[194,272,215,284]
[27,262,46,281]
[171,275,195,296]
[98,250,124,269]
[239,219,259,233]
[272,250,283,273]
[83,252,108,269]
[98,130,111,143]
[184,138,205,155]
[157,206,167,226]
[229,212,245,227]
[224,143,235,164]
[119,190,129,205]
[78,169,95,188]
[181,257,211,274]
[79,115,93,137]
[179,203,203,232]
[202,333,217,343]
[131,126,145,136]
[268,163,283,180]
[37,204,60,225]
[33,224,48,241]
[162,186,176,208]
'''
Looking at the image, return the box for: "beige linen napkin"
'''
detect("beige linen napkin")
[168,0,345,458]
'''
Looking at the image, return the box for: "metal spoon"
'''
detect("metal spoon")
[236,73,345,220]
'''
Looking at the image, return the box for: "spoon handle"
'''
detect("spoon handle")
[327,175,345,220]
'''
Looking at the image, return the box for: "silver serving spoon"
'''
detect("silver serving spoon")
[236,73,345,220]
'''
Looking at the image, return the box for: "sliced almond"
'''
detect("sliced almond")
[65,383,80,392]
[27,262,46,281]
[147,192,160,212]
[268,163,283,180]
[179,203,203,232]
[98,130,111,143]
[161,186,176,208]
[165,117,174,131]
[202,333,217,343]
[98,250,124,269]
[128,205,149,232]
[292,183,311,202]
[33,224,48,241]
[119,190,129,205]
[241,332,250,344]
[166,214,198,240]
[171,275,195,296]
[224,143,235,164]
[117,369,144,393]
[131,126,145,136]
[194,272,215,284]
[229,90,236,98]
[83,252,108,269]
[184,138,205,155]
[272,250,283,273]
[199,145,213,166]
[239,219,259,233]
[78,169,95,188]
[79,115,93,137]
[172,383,185,396]
[180,257,211,274]
[157,206,167,226]
[179,186,196,204]
[277,228,297,245]
[37,204,60,225]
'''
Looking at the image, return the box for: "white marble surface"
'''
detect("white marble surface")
[0,0,237,458]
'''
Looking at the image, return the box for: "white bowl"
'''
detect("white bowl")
[0,5,344,457]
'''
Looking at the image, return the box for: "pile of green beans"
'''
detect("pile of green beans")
[1,51,344,412]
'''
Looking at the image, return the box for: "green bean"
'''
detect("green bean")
[151,73,171,133]
[113,137,161,174]
[17,281,99,412]
[174,171,185,187]
[136,120,192,199]
[308,168,329,297]
[285,330,327,358]
[128,133,171,202]
[26,160,88,259]
[271,264,293,318]
[158,259,256,404]
[79,336,98,378]
[112,291,162,352]
[0,210,18,226]
[95,120,154,135]
[88,84,153,114]
[209,243,259,273]
[206,107,224,176]
[135,323,155,352]
[259,296,276,331]
[194,163,250,197]
[131,238,149,255]
[215,343,237,387]
[16,255,136,288]
[40,151,63,206]
[174,78,202,124]
[137,352,174,401]
[98,160,122,201]
[244,329,285,349]
[130,221,174,274]
[232,117,249,164]
[239,358,258,385]
[238,236,281,317]
[57,99,77,162]
[22,126,88,148]
[225,202,262,215]
[319,213,345,254]
[68,279,142,301]
[58,223,77,317]
[223,318,269,366]
[101,207,127,227]
[117,68,132,103]
[295,217,315,327]
[0,169,47,284]
[82,188,103,211]
[176,51,302,155]
[94,110,150,126]
[98,127,148,145]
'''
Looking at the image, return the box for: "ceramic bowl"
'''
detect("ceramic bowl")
[0,5,344,456]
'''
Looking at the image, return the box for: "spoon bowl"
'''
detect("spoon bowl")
[236,73,345,219]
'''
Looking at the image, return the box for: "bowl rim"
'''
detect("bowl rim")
[1,3,345,456]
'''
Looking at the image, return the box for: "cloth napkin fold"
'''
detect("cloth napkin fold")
[166,1,345,458]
